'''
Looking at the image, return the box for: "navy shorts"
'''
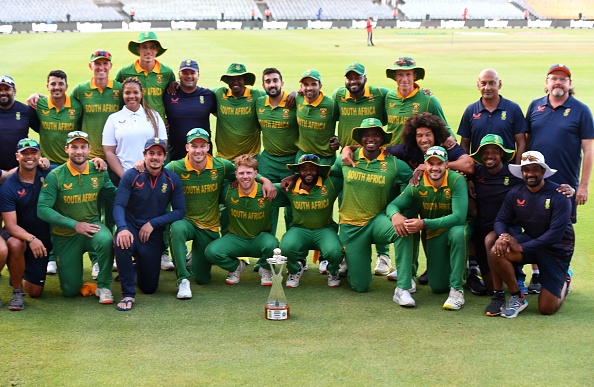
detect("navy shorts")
[513,232,572,298]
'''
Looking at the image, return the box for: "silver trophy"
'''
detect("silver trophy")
[265,248,290,320]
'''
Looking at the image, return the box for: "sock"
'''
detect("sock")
[511,290,522,298]
[493,290,505,297]
[532,269,540,275]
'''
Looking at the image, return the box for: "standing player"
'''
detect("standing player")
[366,17,375,46]
[37,131,117,303]
[113,139,185,310]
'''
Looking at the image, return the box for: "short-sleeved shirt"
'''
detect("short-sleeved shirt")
[115,60,176,122]
[332,148,413,226]
[0,101,40,170]
[526,95,594,187]
[70,78,123,159]
[332,85,389,147]
[164,86,217,161]
[457,96,527,153]
[386,143,467,170]
[213,87,263,160]
[37,160,117,237]
[165,154,236,232]
[37,95,82,164]
[385,85,452,145]
[221,182,272,238]
[296,92,339,157]
[256,91,299,156]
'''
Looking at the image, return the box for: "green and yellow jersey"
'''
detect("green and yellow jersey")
[37,95,82,164]
[256,91,299,156]
[296,92,338,157]
[221,182,272,238]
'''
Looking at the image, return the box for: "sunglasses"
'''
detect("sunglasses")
[0,75,15,87]
[92,50,112,60]
[395,57,415,67]
[187,128,209,137]
[547,76,570,83]
[67,131,89,139]
[426,149,446,158]
[521,154,539,162]
[299,154,321,163]
[17,139,40,150]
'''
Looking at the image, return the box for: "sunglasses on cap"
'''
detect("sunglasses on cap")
[0,75,16,87]
[426,148,446,158]
[521,154,539,162]
[67,131,89,139]
[16,138,40,151]
[395,57,415,67]
[91,50,112,60]
[187,128,209,137]
[299,154,321,163]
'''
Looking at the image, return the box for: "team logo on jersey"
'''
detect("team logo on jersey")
[537,106,546,112]
[472,113,481,120]
[118,120,126,124]
[444,188,451,199]
[161,183,168,193]
[283,109,290,119]
[545,198,551,210]
[297,105,304,111]
[210,170,218,180]
[516,199,526,206]
[340,97,348,102]
[564,108,571,117]
[113,90,119,100]
[156,74,163,84]
[63,183,73,190]
[170,98,179,104]
[501,111,507,121]
[258,198,266,208]
[15,112,21,121]
[380,162,388,172]
[389,103,396,109]
[91,177,99,189]
[135,181,145,189]
[503,176,509,186]
[320,185,328,196]
[17,188,26,197]
[200,96,204,104]
[247,96,253,102]
[84,92,94,98]
[320,108,327,118]
[69,109,77,119]
[419,190,428,197]
[412,102,420,114]
[222,94,228,101]
[181,173,190,180]
[368,95,374,102]
[259,108,265,114]
[42,109,50,116]
[230,197,239,204]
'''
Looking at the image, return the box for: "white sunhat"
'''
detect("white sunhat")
[509,150,557,179]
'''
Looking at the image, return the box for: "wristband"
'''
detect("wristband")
[27,235,36,244]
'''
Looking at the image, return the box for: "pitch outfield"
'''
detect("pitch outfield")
[0,28,593,385]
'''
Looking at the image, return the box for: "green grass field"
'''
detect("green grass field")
[1,28,593,385]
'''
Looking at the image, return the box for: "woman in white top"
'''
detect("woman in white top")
[103,77,167,186]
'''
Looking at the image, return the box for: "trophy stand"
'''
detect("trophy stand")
[265,248,290,320]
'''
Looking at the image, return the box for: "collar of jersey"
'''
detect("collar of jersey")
[293,176,322,194]
[134,60,162,75]
[238,182,258,198]
[345,85,371,100]
[122,104,145,116]
[90,77,114,91]
[422,169,449,191]
[66,160,89,176]
[48,95,72,111]
[303,91,325,107]
[184,153,213,172]
[397,84,420,99]
[355,147,386,162]
[265,91,288,108]
[225,87,251,99]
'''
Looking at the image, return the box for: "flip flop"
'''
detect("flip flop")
[115,299,134,311]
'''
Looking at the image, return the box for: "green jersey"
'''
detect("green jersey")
[115,60,175,122]
[165,154,235,232]
[275,175,342,230]
[332,148,412,226]
[332,85,389,147]
[221,182,272,238]
[296,92,338,157]
[385,85,453,145]
[70,78,123,159]
[386,170,468,239]
[37,160,117,237]
[213,87,263,160]
[256,91,299,156]
[37,95,82,164]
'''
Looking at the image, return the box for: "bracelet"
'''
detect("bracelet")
[27,235,36,244]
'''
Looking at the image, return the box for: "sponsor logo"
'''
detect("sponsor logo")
[135,181,145,189]
[473,113,481,120]
[63,183,73,190]
[181,173,190,180]
[516,199,526,206]
[17,188,26,197]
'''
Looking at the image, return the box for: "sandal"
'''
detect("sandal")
[115,298,134,311]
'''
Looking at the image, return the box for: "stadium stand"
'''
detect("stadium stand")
[266,0,393,20]
[3,0,123,23]
[121,0,263,21]
[521,0,594,19]
[399,0,525,20]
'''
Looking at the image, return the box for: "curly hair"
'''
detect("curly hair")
[234,154,258,170]
[401,112,449,150]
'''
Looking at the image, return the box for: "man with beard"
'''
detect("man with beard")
[0,75,40,177]
[277,154,342,288]
[164,59,216,161]
[205,154,278,286]
[387,146,469,309]
[113,139,185,311]
[486,151,574,318]
[37,131,117,303]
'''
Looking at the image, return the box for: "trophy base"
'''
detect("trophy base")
[265,303,290,320]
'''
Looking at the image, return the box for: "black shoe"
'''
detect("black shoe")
[485,294,506,317]
[418,270,429,285]
[465,273,487,296]
[528,273,541,294]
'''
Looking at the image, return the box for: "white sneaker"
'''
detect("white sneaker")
[91,263,100,280]
[47,261,57,275]
[338,259,348,277]
[177,278,192,299]
[112,260,118,271]
[318,260,328,274]
[226,260,246,285]
[161,254,174,271]
[327,273,341,287]
[259,267,273,286]
[286,262,305,288]
[410,279,417,294]
[393,288,416,307]
[387,270,398,281]
[185,252,192,270]
[95,288,113,304]
[374,254,392,276]
[443,288,465,310]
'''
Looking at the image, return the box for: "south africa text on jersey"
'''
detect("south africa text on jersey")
[183,183,218,194]
[347,170,386,185]
[230,209,266,220]
[63,193,98,203]
[293,198,331,210]
[220,106,253,116]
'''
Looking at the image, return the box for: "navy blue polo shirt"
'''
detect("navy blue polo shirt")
[526,95,594,187]
[0,101,40,170]
[457,95,527,153]
[164,87,217,161]
[0,166,53,245]
[386,143,467,170]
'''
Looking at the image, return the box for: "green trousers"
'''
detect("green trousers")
[205,232,279,272]
[280,225,342,275]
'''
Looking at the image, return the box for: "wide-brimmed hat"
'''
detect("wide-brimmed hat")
[424,146,448,162]
[128,31,167,57]
[287,154,331,177]
[470,134,515,164]
[386,56,425,81]
[509,150,557,179]
[351,118,392,147]
[220,63,255,86]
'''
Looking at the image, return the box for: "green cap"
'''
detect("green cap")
[300,69,322,83]
[344,62,366,76]
[220,63,256,86]
[128,31,167,57]
[350,118,393,147]
[424,146,448,162]
[66,131,90,145]
[470,134,515,164]
[286,154,331,177]
[186,128,210,143]
[386,56,425,82]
